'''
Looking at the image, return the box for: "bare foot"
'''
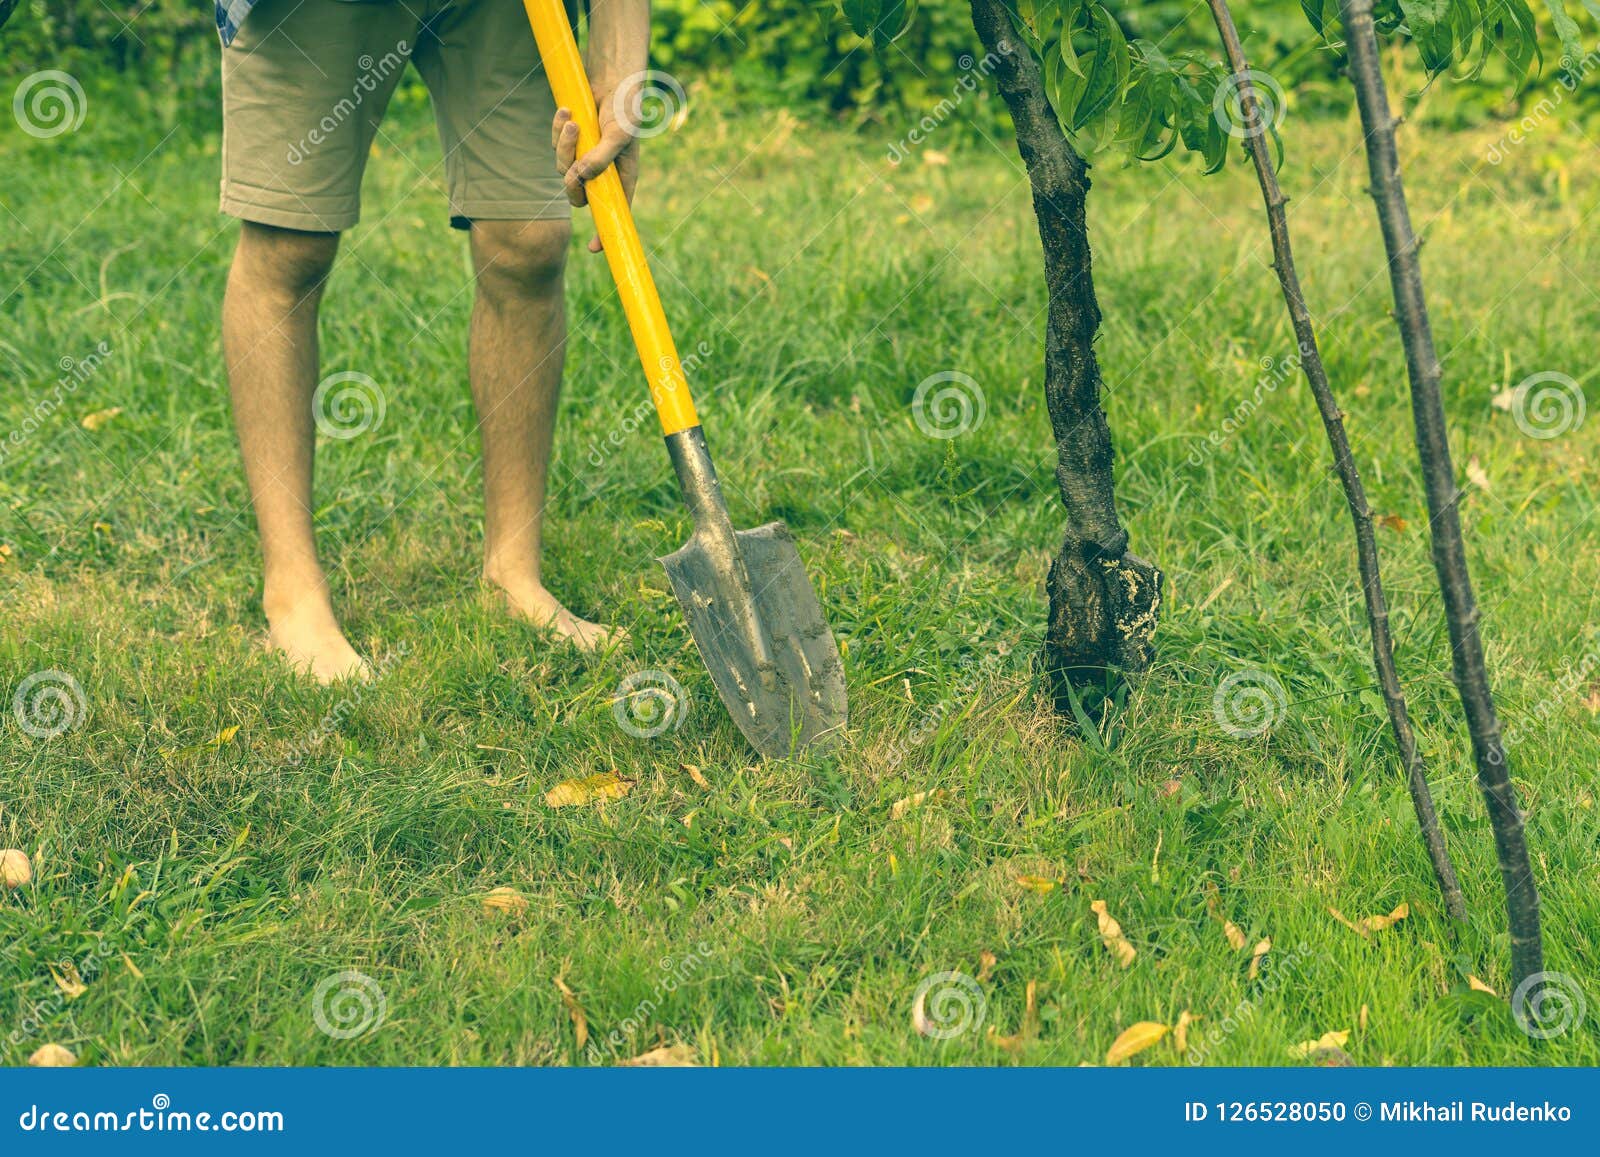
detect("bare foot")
[486,570,626,652]
[264,589,369,685]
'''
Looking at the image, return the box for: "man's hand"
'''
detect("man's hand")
[552,98,639,253]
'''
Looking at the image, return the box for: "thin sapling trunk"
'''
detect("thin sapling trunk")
[1339,0,1544,993]
[1204,0,1466,920]
[968,0,1162,715]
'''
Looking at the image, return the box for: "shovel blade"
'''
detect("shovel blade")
[659,521,847,759]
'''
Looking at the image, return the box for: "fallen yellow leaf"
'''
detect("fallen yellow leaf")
[545,772,633,808]
[1330,902,1409,938]
[1174,1009,1197,1054]
[1369,902,1409,932]
[1090,900,1136,968]
[1468,975,1497,996]
[988,980,1039,1053]
[1289,1029,1350,1059]
[619,1043,698,1067]
[976,951,997,984]
[1248,937,1271,980]
[1223,920,1247,951]
[50,963,87,1000]
[890,788,947,820]
[680,763,711,790]
[1016,874,1059,895]
[481,886,528,916]
[80,407,122,431]
[553,976,588,1050]
[1106,1021,1170,1065]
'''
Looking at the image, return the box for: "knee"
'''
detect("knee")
[471,219,570,300]
[234,222,339,302]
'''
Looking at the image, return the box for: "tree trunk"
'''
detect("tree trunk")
[968,0,1161,714]
[1204,0,1466,921]
[1339,0,1544,995]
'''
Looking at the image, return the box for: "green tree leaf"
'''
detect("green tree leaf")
[1543,0,1584,61]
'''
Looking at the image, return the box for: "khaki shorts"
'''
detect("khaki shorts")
[221,0,570,232]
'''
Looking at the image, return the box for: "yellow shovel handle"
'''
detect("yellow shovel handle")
[522,0,698,437]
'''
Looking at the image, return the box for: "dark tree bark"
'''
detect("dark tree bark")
[969,0,1161,713]
[1339,0,1544,990]
[1205,0,1465,920]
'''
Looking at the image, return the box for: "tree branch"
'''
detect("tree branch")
[1339,0,1543,989]
[1203,0,1465,920]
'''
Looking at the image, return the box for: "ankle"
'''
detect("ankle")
[482,557,542,591]
[263,570,333,623]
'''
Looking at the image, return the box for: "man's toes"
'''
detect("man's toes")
[567,618,628,653]
[268,623,369,686]
[315,650,372,685]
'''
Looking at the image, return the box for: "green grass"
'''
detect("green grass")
[2,75,1598,1066]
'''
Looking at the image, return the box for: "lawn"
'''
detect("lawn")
[2,70,1597,1066]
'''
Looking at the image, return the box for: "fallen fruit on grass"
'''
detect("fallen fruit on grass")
[1,849,31,889]
[482,886,528,916]
[28,1044,76,1067]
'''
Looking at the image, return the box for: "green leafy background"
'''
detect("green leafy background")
[1,0,1596,143]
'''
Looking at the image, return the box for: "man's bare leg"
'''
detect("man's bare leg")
[223,222,368,683]
[469,219,621,650]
